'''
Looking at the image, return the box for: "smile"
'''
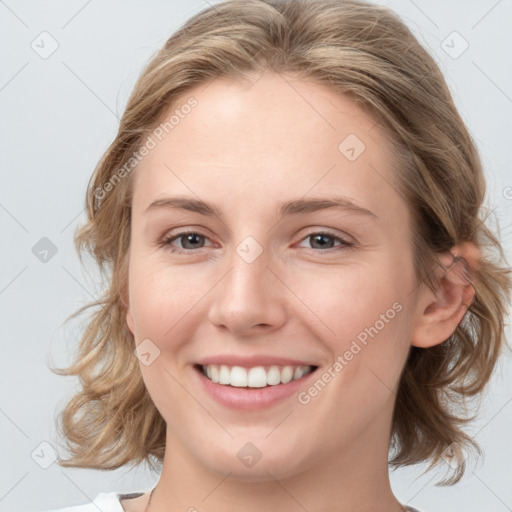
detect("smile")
[198,364,316,388]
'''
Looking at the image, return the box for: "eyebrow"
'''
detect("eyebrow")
[144,195,378,220]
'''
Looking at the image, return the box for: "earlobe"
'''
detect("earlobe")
[411,242,479,348]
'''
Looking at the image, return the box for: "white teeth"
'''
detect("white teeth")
[219,365,230,385]
[230,366,247,387]
[200,364,314,387]
[267,365,281,385]
[210,365,219,383]
[247,367,267,388]
[280,366,293,384]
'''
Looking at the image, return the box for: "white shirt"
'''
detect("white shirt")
[43,490,425,512]
[43,490,152,512]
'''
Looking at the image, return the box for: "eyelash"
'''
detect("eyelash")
[159,230,355,255]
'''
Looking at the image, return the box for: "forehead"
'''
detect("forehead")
[131,71,404,224]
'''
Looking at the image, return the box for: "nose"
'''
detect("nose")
[207,245,288,335]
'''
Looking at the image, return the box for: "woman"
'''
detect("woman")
[47,0,511,511]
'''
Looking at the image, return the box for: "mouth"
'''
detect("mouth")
[194,363,318,388]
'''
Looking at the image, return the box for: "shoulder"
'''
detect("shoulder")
[42,491,127,512]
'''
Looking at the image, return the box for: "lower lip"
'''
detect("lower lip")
[193,365,318,410]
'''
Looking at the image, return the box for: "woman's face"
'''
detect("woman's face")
[126,71,422,479]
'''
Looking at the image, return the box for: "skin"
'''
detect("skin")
[122,71,478,512]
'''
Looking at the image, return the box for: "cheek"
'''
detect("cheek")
[287,257,414,402]
[127,256,214,341]
[295,268,411,414]
[292,260,409,341]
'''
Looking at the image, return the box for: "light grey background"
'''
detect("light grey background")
[1,1,511,511]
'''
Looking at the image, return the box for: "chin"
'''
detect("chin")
[197,438,311,482]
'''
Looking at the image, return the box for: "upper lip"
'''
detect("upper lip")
[195,355,318,368]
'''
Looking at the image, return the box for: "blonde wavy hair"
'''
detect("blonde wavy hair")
[51,0,511,485]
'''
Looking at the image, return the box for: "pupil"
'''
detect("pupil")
[183,234,203,249]
[311,234,333,249]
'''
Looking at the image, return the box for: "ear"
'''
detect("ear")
[411,242,479,348]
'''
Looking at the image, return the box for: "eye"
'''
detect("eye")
[159,229,354,255]
[160,231,212,253]
[297,231,354,252]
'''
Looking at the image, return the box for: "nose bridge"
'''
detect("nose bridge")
[208,234,287,332]
[231,237,270,295]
